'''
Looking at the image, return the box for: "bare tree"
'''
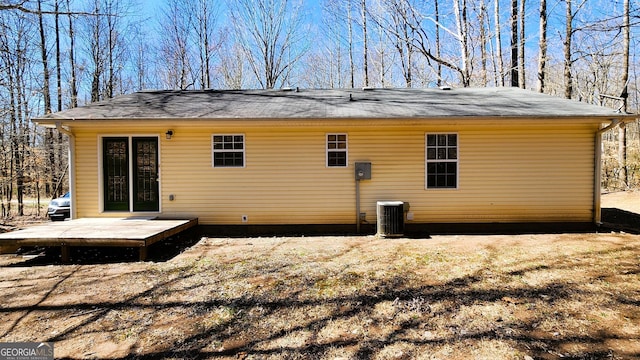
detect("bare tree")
[509,0,518,87]
[362,0,369,87]
[321,0,349,88]
[189,0,220,89]
[434,0,441,85]
[517,0,525,88]
[0,9,33,216]
[541,0,587,99]
[83,0,105,102]
[564,0,573,99]
[229,0,308,89]
[366,2,391,87]
[494,0,504,86]
[386,0,414,87]
[78,0,138,99]
[1,1,97,15]
[130,24,154,91]
[536,0,547,93]
[53,0,64,197]
[477,0,488,86]
[158,0,195,89]
[348,0,355,88]
[103,0,131,98]
[54,0,62,109]
[619,0,630,187]
[375,21,387,87]
[381,0,471,86]
[67,0,77,108]
[36,0,52,115]
[621,0,630,113]
[217,39,245,89]
[106,0,115,98]
[157,0,220,90]
[453,0,470,86]
[36,0,58,198]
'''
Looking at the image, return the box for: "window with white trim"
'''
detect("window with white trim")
[327,133,348,167]
[212,134,245,167]
[426,133,458,189]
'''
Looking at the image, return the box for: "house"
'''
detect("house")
[33,87,636,234]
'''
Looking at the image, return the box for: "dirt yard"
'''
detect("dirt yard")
[602,190,640,213]
[0,192,639,359]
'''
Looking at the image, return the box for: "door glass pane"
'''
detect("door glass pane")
[133,137,159,211]
[103,138,129,211]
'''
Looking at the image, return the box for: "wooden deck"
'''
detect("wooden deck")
[0,217,198,262]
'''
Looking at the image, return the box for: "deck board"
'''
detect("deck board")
[0,217,198,261]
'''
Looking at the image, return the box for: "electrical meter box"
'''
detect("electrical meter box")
[355,162,372,180]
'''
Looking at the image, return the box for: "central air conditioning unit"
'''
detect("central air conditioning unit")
[376,201,409,237]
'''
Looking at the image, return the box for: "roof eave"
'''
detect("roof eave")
[33,113,637,124]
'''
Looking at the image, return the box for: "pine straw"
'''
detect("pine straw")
[1,232,639,359]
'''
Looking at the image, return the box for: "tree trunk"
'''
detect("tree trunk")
[37,0,52,115]
[517,0,525,88]
[361,0,369,87]
[453,0,470,87]
[54,0,64,198]
[91,1,102,103]
[478,0,488,86]
[377,21,385,87]
[510,0,518,87]
[88,0,103,102]
[194,0,215,89]
[494,0,504,86]
[618,0,630,187]
[536,0,547,93]
[6,57,16,217]
[12,38,26,216]
[55,0,62,111]
[435,0,442,86]
[67,0,78,108]
[202,1,211,89]
[37,0,56,198]
[107,0,114,98]
[348,0,354,88]
[563,0,573,99]
[462,0,470,86]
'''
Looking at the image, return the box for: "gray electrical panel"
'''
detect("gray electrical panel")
[355,162,372,180]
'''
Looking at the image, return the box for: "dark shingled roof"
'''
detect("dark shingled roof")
[34,87,633,122]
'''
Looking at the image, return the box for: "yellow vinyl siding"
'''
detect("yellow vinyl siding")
[414,125,595,222]
[162,128,354,224]
[73,129,101,219]
[70,120,598,224]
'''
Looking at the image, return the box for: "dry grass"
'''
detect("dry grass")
[0,231,639,359]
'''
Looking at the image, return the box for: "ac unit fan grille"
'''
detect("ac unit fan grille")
[377,201,405,237]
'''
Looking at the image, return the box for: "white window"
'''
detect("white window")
[212,134,245,167]
[426,133,458,189]
[327,133,348,167]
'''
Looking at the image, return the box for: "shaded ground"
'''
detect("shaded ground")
[0,192,638,359]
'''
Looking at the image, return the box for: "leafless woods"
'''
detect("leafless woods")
[0,0,638,218]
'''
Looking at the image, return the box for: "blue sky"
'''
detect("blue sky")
[51,0,638,94]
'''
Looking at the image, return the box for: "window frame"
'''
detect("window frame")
[425,133,459,190]
[212,134,246,168]
[326,133,348,168]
